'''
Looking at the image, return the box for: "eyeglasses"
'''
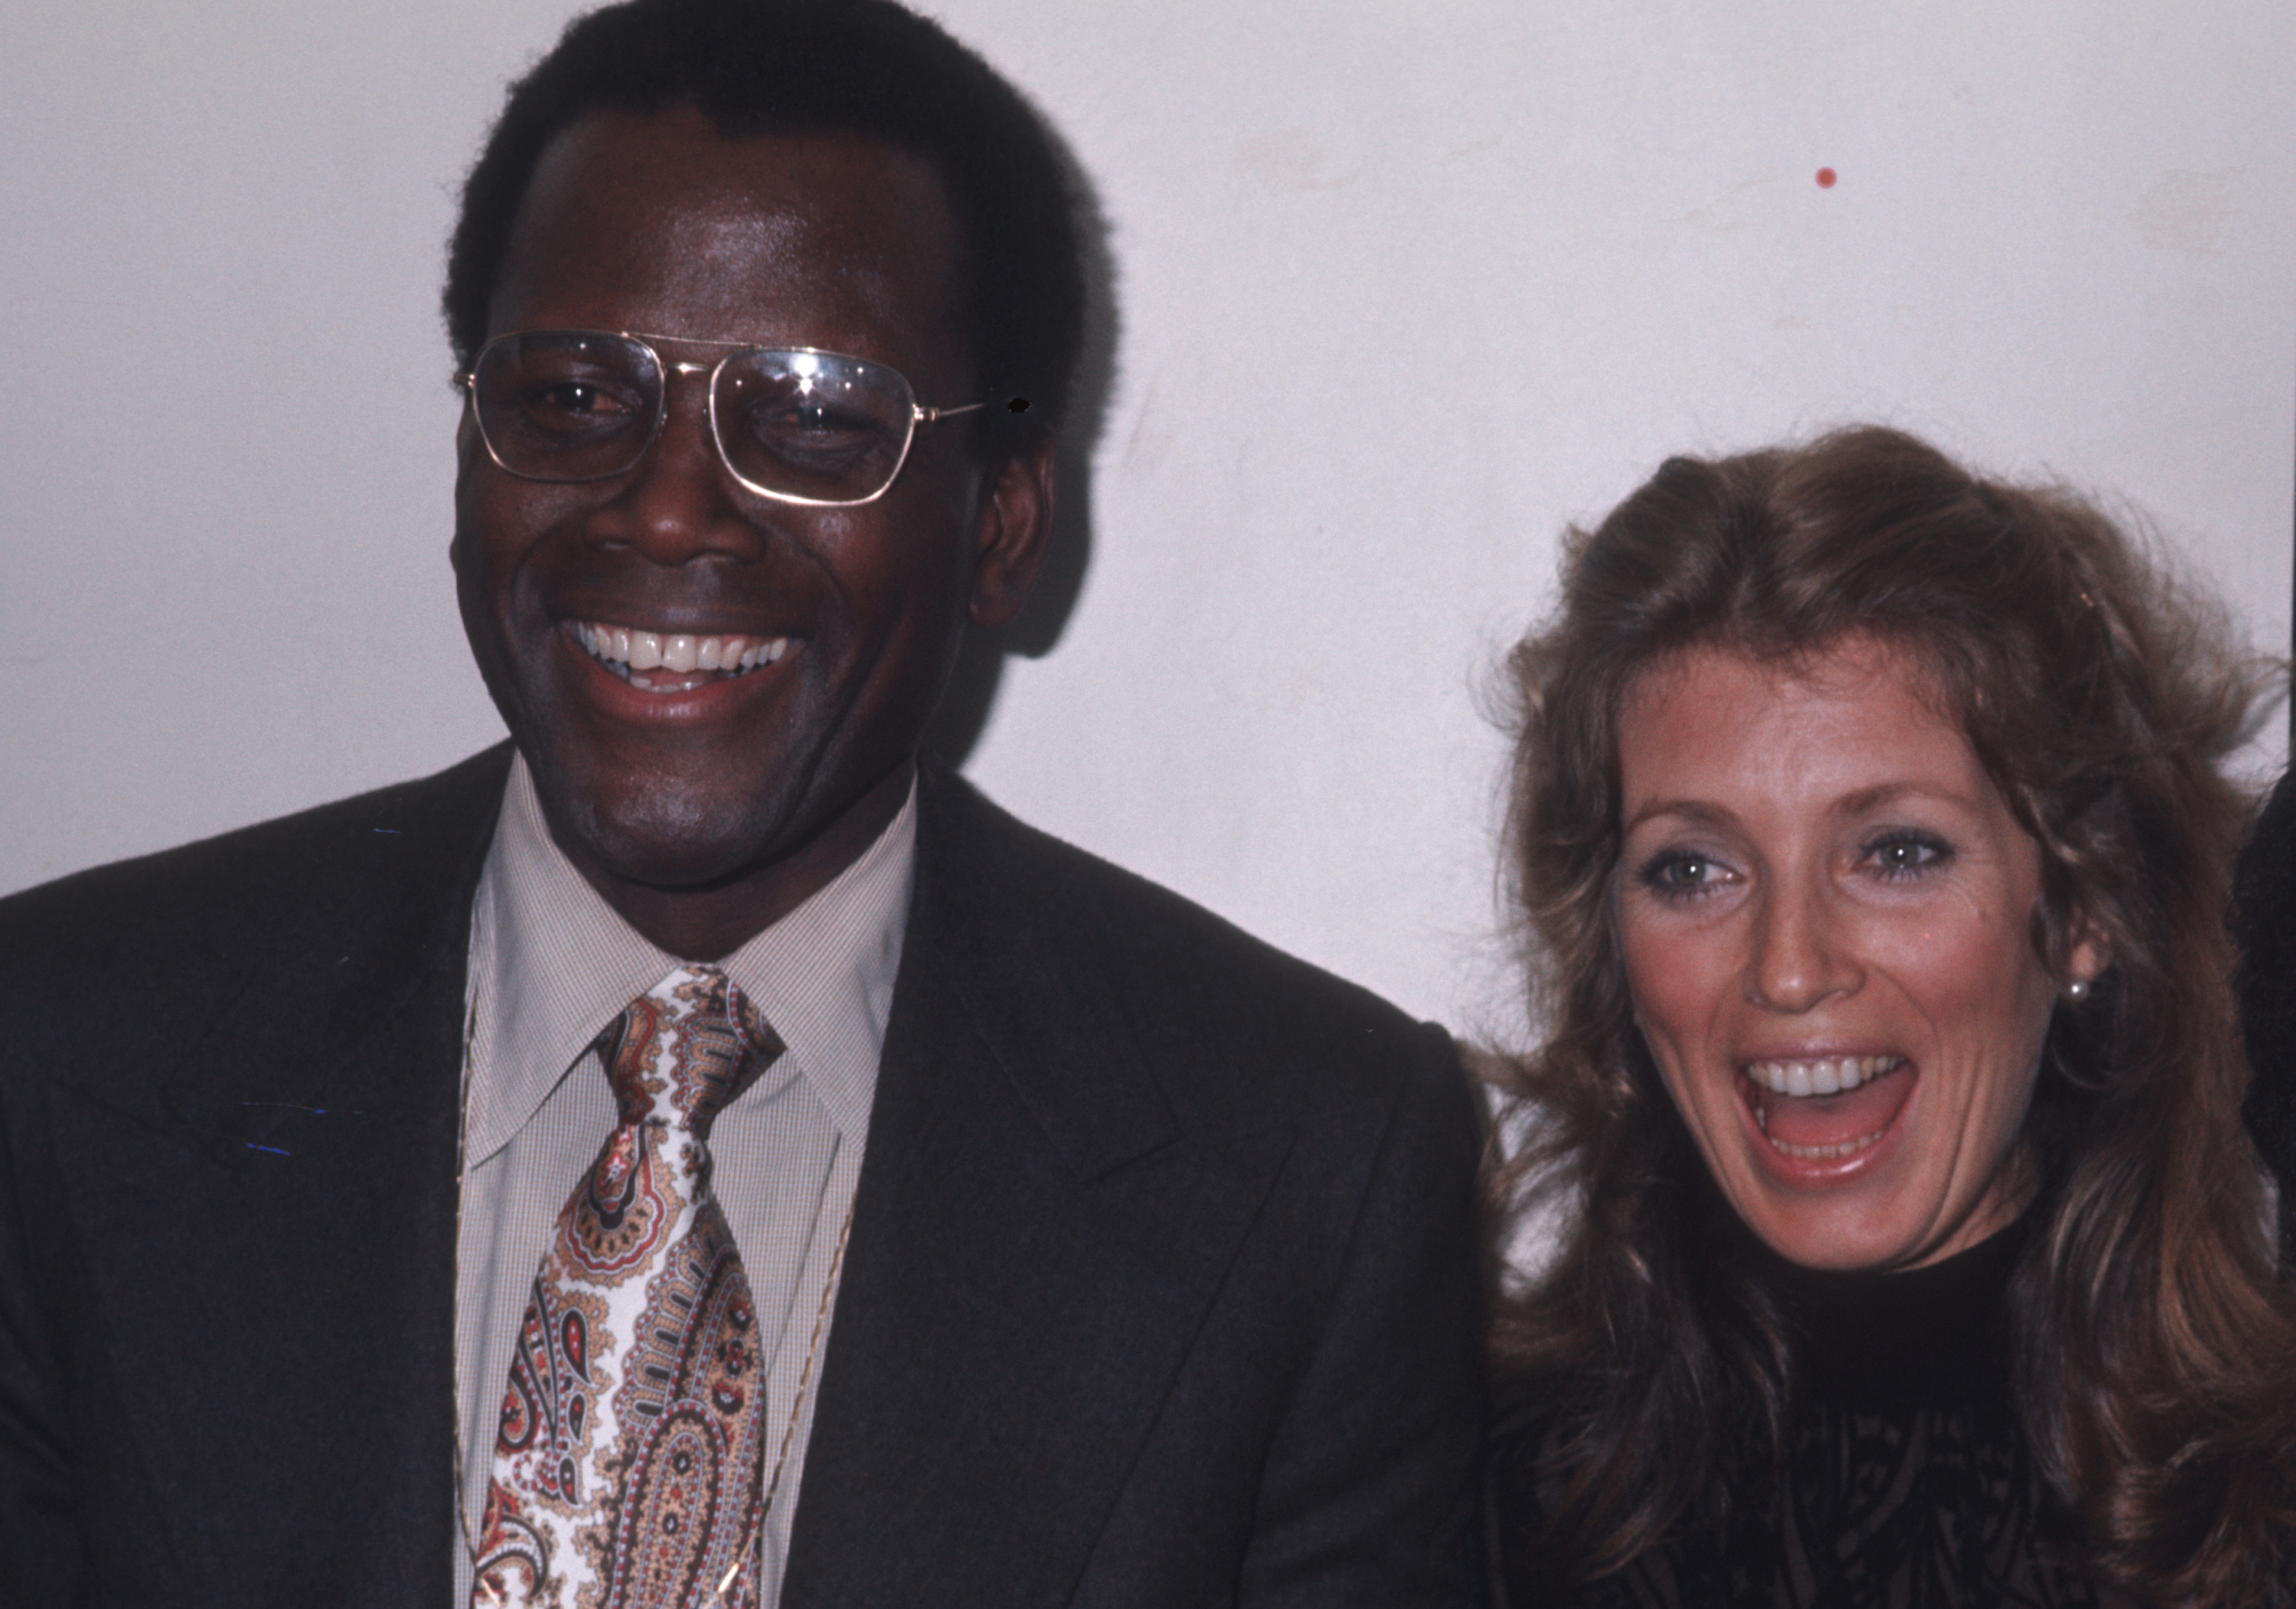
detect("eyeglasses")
[454,329,987,508]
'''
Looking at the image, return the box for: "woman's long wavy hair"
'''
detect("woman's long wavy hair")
[1489,426,2296,1604]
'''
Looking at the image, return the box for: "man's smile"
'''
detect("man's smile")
[572,618,791,691]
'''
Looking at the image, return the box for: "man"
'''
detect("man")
[0,2,1483,1604]
[2235,765,2296,1248]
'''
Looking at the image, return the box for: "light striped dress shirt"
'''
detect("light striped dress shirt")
[452,754,913,1605]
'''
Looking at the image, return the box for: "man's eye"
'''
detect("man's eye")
[745,403,891,467]
[764,403,875,442]
[541,383,606,413]
[520,380,645,430]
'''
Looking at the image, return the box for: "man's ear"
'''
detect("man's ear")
[454,381,483,457]
[967,432,1058,629]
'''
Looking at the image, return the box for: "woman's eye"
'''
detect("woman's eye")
[1864,834,1950,880]
[1640,852,1730,899]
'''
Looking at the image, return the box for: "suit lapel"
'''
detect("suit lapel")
[783,772,1296,1607]
[52,747,508,1599]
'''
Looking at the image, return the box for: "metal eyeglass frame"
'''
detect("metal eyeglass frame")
[453,329,988,508]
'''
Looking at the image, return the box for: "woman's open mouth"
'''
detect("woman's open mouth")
[1743,1055,1911,1160]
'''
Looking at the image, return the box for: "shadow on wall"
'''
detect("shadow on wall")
[925,122,1119,769]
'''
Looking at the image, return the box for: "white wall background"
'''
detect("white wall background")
[5,0,2289,1042]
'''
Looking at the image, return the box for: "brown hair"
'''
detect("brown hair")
[1489,426,2296,1603]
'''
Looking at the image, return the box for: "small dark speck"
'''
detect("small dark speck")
[1006,397,1031,413]
[246,1143,292,1157]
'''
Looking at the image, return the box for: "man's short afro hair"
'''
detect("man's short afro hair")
[443,0,1085,450]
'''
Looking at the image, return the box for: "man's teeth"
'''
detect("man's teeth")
[576,622,788,682]
[1746,1054,1903,1098]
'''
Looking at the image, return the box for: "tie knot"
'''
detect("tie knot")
[597,964,784,1136]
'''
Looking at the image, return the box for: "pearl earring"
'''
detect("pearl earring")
[2066,979,2089,1001]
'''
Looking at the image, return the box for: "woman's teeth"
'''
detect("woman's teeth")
[576,622,789,687]
[1746,1054,1903,1098]
[1764,1128,1883,1160]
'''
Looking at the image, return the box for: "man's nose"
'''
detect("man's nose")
[590,367,765,563]
[1741,880,1862,1013]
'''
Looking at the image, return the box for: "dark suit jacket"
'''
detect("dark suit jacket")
[2235,765,2296,1247]
[0,746,1484,1605]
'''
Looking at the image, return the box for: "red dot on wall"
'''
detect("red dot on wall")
[1816,167,1838,188]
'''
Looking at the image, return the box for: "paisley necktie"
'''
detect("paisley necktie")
[472,965,782,1608]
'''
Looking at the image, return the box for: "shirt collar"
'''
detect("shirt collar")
[463,752,914,1164]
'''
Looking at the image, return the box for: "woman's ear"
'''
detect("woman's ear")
[2066,918,2110,993]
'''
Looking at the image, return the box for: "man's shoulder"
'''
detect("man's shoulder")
[0,746,510,1013]
[912,765,1460,1115]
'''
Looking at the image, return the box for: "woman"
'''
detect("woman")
[1486,427,2296,1606]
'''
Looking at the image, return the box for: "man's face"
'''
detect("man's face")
[453,107,1049,942]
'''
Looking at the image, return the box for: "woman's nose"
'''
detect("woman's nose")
[1742,883,1862,1012]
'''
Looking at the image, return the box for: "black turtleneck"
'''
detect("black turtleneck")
[1490,1216,2126,1608]
[1766,1209,2024,1413]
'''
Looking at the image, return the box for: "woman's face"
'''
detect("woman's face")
[1613,636,2101,1272]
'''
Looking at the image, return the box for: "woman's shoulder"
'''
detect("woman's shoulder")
[1484,1347,2130,1608]
[1486,1366,1608,1496]
[1484,1371,1646,1607]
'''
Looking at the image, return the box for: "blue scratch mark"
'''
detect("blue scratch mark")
[373,827,401,834]
[246,1143,292,1157]
[241,1101,328,1115]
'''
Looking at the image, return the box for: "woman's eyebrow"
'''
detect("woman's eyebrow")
[1831,780,1981,818]
[1622,798,1736,834]
[1623,782,1985,837]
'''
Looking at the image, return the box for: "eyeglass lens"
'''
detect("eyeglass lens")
[470,331,921,504]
